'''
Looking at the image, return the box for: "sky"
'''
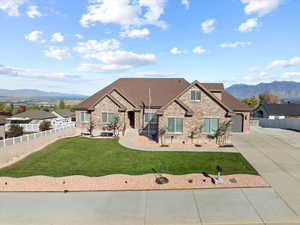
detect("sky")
[0,0,300,95]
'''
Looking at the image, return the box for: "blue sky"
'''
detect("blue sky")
[0,0,299,95]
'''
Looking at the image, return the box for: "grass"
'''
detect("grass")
[0,137,258,177]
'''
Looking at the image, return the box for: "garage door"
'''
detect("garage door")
[232,114,243,132]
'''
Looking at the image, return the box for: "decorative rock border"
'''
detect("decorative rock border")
[0,173,269,192]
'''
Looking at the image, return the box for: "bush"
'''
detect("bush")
[7,125,23,138]
[39,121,52,131]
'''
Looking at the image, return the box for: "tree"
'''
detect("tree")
[0,101,6,112]
[59,100,65,109]
[7,125,23,138]
[241,96,259,109]
[214,120,232,145]
[88,120,96,137]
[259,92,281,104]
[158,127,167,146]
[4,103,13,114]
[109,115,120,136]
[39,121,52,131]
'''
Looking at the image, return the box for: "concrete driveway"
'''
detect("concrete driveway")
[233,127,300,216]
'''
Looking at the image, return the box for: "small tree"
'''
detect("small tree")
[214,120,232,145]
[109,115,120,136]
[59,100,65,109]
[88,120,96,137]
[158,127,167,145]
[39,121,52,131]
[259,91,281,104]
[7,125,23,138]
[241,96,259,109]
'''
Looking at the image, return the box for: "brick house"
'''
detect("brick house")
[75,78,250,143]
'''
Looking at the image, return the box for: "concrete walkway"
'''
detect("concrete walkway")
[233,127,300,216]
[119,128,237,152]
[0,188,298,225]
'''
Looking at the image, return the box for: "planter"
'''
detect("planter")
[194,144,202,147]
[219,144,234,148]
[160,144,169,147]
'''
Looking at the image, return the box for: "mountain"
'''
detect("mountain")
[226,81,300,100]
[0,89,87,99]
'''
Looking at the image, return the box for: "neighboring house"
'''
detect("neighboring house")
[253,103,300,119]
[0,116,7,140]
[75,78,251,143]
[52,109,76,126]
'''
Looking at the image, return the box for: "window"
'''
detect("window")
[80,112,90,123]
[191,90,201,101]
[167,118,183,133]
[202,118,219,134]
[102,112,114,123]
[144,113,158,124]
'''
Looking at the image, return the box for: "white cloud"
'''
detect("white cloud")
[26,5,42,18]
[51,32,64,42]
[0,0,26,16]
[201,19,216,34]
[79,50,156,72]
[24,30,43,42]
[247,67,259,72]
[181,0,189,9]
[170,47,184,55]
[80,0,167,29]
[220,41,251,48]
[282,72,300,79]
[75,34,83,39]
[44,46,70,60]
[267,57,300,69]
[74,39,120,55]
[193,46,206,54]
[120,28,150,38]
[238,18,258,32]
[241,0,283,16]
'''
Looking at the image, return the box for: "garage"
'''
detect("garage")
[231,114,243,132]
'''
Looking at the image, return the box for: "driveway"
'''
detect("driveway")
[233,127,300,216]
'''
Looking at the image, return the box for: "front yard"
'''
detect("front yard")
[0,137,258,177]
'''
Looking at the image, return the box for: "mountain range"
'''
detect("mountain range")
[226,81,300,100]
[0,89,87,100]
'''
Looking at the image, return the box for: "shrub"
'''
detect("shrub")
[7,125,23,138]
[39,121,52,131]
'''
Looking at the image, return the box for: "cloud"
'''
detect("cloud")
[267,57,300,69]
[241,0,283,16]
[120,28,150,38]
[80,0,167,29]
[201,19,216,34]
[220,41,251,48]
[181,0,189,9]
[193,46,206,54]
[282,72,300,79]
[51,32,64,42]
[44,46,70,60]
[26,5,42,18]
[0,0,26,16]
[0,64,80,81]
[74,39,120,55]
[238,18,258,32]
[247,67,259,72]
[78,50,156,72]
[24,30,43,42]
[75,34,83,39]
[170,47,184,55]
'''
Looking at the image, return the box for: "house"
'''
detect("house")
[52,109,76,126]
[253,103,300,119]
[0,115,7,140]
[75,78,251,143]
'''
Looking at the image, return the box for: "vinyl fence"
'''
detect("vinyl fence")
[0,124,75,149]
[258,118,300,131]
[5,122,75,132]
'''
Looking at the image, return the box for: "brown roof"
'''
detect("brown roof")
[222,91,251,112]
[75,78,249,112]
[0,115,7,125]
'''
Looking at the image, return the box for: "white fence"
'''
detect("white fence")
[5,122,75,132]
[258,118,300,131]
[0,124,75,149]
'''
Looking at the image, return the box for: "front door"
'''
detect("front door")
[128,111,135,128]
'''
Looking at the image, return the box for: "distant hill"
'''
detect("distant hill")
[0,89,87,99]
[226,81,300,100]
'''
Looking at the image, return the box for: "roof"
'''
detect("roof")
[0,115,7,125]
[10,110,57,120]
[53,109,75,118]
[222,92,251,112]
[260,104,300,116]
[75,78,249,112]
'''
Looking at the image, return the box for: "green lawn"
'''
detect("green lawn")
[0,137,258,177]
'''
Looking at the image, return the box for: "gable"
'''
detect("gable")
[110,89,136,110]
[94,95,120,112]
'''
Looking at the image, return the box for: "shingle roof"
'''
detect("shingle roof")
[0,115,7,125]
[53,109,75,118]
[75,78,249,112]
[11,110,57,120]
[261,104,300,116]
